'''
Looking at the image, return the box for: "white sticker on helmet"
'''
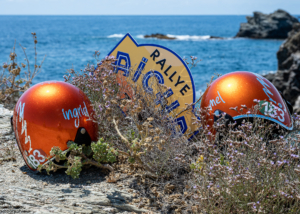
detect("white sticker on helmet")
[26,149,46,169]
[259,101,285,122]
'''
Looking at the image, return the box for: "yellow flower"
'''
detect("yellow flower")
[196,155,205,171]
[198,155,204,162]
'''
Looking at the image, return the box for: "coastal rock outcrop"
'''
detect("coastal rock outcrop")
[144,34,224,40]
[236,9,299,39]
[265,23,300,112]
[144,33,175,40]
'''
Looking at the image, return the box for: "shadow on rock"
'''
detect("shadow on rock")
[19,165,107,186]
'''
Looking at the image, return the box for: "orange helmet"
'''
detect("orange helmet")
[200,71,293,132]
[13,81,98,171]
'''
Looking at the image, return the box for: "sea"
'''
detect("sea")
[1,15,299,97]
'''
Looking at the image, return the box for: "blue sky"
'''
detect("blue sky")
[0,0,299,15]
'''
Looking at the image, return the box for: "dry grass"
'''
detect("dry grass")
[0,33,45,108]
[63,54,300,213]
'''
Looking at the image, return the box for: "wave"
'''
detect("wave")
[107,34,125,38]
[167,34,212,41]
[107,34,231,41]
[261,70,277,75]
[136,34,145,39]
[196,89,203,98]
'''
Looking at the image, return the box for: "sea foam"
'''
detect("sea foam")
[107,34,125,38]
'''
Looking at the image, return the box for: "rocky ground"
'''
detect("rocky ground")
[0,104,153,214]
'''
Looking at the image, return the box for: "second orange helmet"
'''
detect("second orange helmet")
[200,71,293,132]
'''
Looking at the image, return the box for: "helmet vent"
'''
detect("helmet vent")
[74,127,92,146]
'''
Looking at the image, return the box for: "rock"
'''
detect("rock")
[236,9,299,39]
[209,35,224,39]
[0,104,13,137]
[144,34,224,40]
[294,96,300,113]
[144,33,175,40]
[265,25,300,113]
[277,24,300,70]
[288,23,300,37]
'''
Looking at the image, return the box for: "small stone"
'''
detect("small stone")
[103,207,117,213]
[11,170,15,173]
[138,203,144,208]
[133,198,141,203]
[86,181,91,184]
[29,184,37,189]
[22,172,27,174]
[43,182,48,186]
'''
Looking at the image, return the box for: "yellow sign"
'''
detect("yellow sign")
[107,33,198,140]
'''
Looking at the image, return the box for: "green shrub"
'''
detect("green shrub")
[38,139,118,179]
